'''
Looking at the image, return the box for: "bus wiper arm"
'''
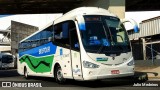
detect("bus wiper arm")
[97,45,104,53]
[97,23,109,54]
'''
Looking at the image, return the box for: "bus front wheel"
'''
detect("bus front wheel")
[24,67,29,79]
[55,66,66,84]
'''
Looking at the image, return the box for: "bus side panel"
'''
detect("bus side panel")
[17,54,24,75]
[53,46,73,79]
[18,42,57,76]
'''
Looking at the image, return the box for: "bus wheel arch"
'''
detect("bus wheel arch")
[54,63,66,84]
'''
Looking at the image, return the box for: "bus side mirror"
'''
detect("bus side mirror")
[121,18,139,33]
[133,25,139,33]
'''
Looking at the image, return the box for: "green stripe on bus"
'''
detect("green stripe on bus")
[19,55,54,73]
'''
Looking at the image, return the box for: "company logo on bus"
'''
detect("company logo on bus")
[39,46,50,55]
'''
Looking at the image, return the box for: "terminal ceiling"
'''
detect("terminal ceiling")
[0,0,159,14]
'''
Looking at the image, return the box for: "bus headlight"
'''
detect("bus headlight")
[127,57,134,66]
[83,61,99,68]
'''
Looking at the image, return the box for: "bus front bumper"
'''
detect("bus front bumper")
[83,72,134,81]
[82,65,135,81]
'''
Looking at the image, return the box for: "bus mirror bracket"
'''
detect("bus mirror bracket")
[76,15,86,31]
[121,18,139,33]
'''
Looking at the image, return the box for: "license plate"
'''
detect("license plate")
[111,70,120,74]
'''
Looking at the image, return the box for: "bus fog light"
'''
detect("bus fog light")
[83,61,99,68]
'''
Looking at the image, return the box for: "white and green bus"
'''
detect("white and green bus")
[17,7,137,83]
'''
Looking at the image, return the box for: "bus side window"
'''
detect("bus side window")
[70,29,79,51]
[54,21,70,48]
[54,24,62,39]
[69,21,80,51]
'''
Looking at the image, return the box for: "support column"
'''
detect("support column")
[108,0,125,19]
[141,38,146,60]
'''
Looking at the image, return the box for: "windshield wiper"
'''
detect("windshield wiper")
[96,23,108,54]
[97,45,104,53]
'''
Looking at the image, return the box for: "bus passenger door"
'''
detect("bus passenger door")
[70,28,83,80]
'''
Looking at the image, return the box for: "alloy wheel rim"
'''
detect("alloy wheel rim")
[57,69,63,81]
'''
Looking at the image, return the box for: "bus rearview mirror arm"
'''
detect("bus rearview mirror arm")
[121,18,139,33]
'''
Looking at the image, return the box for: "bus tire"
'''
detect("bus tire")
[55,65,66,84]
[24,67,29,79]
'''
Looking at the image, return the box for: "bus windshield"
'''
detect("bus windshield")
[2,55,13,63]
[79,15,131,54]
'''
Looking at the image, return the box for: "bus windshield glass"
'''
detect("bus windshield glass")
[79,15,131,54]
[2,55,13,63]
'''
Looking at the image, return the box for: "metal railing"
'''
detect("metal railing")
[146,44,160,65]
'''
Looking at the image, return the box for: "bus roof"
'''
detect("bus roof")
[20,7,117,43]
[54,7,117,24]
[0,53,12,56]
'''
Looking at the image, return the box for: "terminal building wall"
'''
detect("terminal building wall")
[11,21,38,56]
